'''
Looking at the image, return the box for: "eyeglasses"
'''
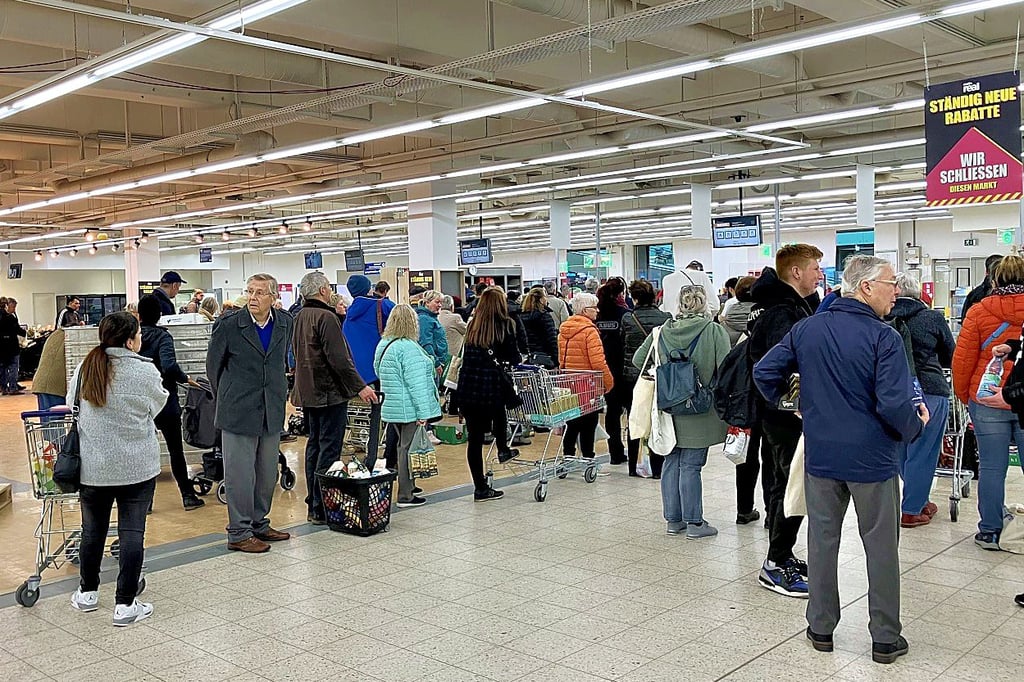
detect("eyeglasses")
[246,289,273,298]
[870,279,899,287]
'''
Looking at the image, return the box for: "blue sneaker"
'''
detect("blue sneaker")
[759,561,809,598]
[975,531,1001,550]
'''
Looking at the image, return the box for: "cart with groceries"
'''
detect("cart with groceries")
[485,367,606,502]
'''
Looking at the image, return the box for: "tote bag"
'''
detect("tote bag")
[783,435,806,518]
[647,331,677,456]
[628,330,658,440]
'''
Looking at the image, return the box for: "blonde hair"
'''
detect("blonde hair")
[382,304,419,340]
[677,285,707,315]
[421,290,443,305]
[522,287,547,313]
[200,296,219,317]
[994,255,1024,287]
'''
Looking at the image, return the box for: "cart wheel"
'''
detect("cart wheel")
[584,466,597,483]
[950,498,959,522]
[486,470,494,487]
[16,581,39,607]
[962,480,971,499]
[137,576,146,596]
[216,481,227,505]
[66,540,80,565]
[280,468,296,491]
[193,479,212,496]
[557,468,568,480]
[534,482,547,503]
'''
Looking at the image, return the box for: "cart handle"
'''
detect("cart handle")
[20,407,72,419]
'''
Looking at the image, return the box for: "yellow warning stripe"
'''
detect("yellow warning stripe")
[927,192,1023,207]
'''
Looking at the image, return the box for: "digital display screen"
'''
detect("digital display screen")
[460,238,492,265]
[712,215,762,248]
[304,251,323,269]
[345,249,365,272]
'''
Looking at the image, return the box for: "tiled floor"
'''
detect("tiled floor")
[2,446,1024,681]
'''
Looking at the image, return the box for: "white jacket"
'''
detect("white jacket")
[661,269,720,317]
[68,348,168,487]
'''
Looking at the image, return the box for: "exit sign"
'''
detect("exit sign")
[998,228,1015,245]
[964,238,978,246]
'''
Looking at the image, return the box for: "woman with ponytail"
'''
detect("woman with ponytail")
[67,312,168,626]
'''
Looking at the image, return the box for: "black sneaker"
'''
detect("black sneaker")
[497,449,520,463]
[1015,593,1024,607]
[787,557,809,578]
[413,486,422,495]
[397,496,427,508]
[182,494,205,511]
[806,627,833,653]
[872,636,909,664]
[736,510,761,525]
[474,487,504,502]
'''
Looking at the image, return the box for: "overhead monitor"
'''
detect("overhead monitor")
[344,249,365,272]
[303,251,323,270]
[712,215,762,248]
[7,263,22,280]
[460,238,492,265]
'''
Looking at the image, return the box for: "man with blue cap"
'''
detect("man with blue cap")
[343,274,396,469]
[153,271,186,316]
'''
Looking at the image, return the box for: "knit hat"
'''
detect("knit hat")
[346,274,372,298]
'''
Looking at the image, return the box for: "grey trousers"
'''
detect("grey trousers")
[805,473,901,645]
[222,430,281,543]
[393,422,418,502]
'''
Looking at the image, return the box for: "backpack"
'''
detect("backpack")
[656,323,716,416]
[182,376,218,449]
[713,338,760,428]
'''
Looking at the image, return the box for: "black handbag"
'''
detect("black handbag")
[52,372,83,493]
[488,349,522,409]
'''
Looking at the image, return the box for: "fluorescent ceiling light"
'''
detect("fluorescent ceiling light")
[527,148,624,165]
[827,138,926,155]
[939,0,1021,15]
[746,100,924,132]
[342,121,437,145]
[0,0,310,120]
[437,99,546,125]
[625,131,730,151]
[563,61,715,98]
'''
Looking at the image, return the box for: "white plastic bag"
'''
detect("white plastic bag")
[783,436,806,518]
[723,426,750,465]
[636,445,653,478]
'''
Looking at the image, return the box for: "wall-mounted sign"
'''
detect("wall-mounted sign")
[998,227,1016,245]
[925,71,1022,206]
[712,215,762,248]
[344,249,365,272]
[459,238,492,265]
[363,261,385,276]
[138,280,162,301]
[7,263,22,280]
[409,270,434,291]
[199,247,212,263]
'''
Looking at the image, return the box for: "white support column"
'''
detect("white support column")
[690,183,712,240]
[549,199,571,284]
[123,232,160,303]
[856,165,876,228]
[407,181,458,270]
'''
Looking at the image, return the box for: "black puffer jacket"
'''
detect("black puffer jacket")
[519,310,558,364]
[596,304,629,382]
[140,324,189,417]
[621,305,672,382]
[747,267,814,364]
[890,297,956,397]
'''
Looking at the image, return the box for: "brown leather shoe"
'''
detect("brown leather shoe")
[922,501,938,518]
[901,512,931,528]
[255,527,290,542]
[227,536,271,553]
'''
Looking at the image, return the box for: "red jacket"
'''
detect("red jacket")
[952,292,1024,405]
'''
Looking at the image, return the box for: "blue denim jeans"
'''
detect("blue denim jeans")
[661,447,709,525]
[899,393,948,515]
[968,401,1024,534]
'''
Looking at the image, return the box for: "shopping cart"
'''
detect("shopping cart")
[936,373,974,522]
[15,409,139,607]
[485,368,606,502]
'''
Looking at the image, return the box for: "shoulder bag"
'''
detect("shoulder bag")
[647,328,678,455]
[628,331,657,440]
[376,298,385,335]
[53,371,84,493]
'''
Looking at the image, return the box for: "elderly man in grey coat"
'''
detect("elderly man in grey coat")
[207,273,294,553]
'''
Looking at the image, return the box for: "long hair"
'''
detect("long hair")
[466,288,512,348]
[521,287,547,313]
[80,312,139,408]
[596,278,625,316]
[383,304,419,340]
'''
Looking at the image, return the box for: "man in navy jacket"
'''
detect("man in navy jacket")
[753,255,928,665]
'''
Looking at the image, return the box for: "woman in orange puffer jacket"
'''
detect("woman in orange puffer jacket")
[558,293,615,469]
[952,254,1024,549]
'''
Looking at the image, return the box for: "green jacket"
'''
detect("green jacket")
[632,314,731,449]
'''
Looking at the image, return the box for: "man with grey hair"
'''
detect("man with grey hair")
[584,277,600,295]
[754,255,927,665]
[544,281,570,328]
[207,273,295,553]
[292,271,378,526]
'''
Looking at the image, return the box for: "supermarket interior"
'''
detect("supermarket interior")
[2,0,1024,679]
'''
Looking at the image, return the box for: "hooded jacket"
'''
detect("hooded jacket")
[720,300,754,346]
[952,289,1024,405]
[747,267,815,365]
[558,315,614,392]
[754,297,923,483]
[889,297,956,397]
[343,295,395,384]
[416,305,449,370]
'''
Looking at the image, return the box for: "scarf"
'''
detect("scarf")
[993,284,1024,296]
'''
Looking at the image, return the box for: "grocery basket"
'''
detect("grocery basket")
[486,367,606,502]
[316,468,397,536]
[344,396,384,454]
[16,409,136,607]
[935,371,974,522]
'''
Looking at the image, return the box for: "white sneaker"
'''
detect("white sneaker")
[112,599,153,627]
[71,588,98,612]
[427,433,442,446]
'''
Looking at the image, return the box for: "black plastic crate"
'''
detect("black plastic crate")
[316,470,397,537]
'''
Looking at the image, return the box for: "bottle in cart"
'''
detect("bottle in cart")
[977,355,1005,399]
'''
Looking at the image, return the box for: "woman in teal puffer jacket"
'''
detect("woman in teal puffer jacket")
[374,304,442,508]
